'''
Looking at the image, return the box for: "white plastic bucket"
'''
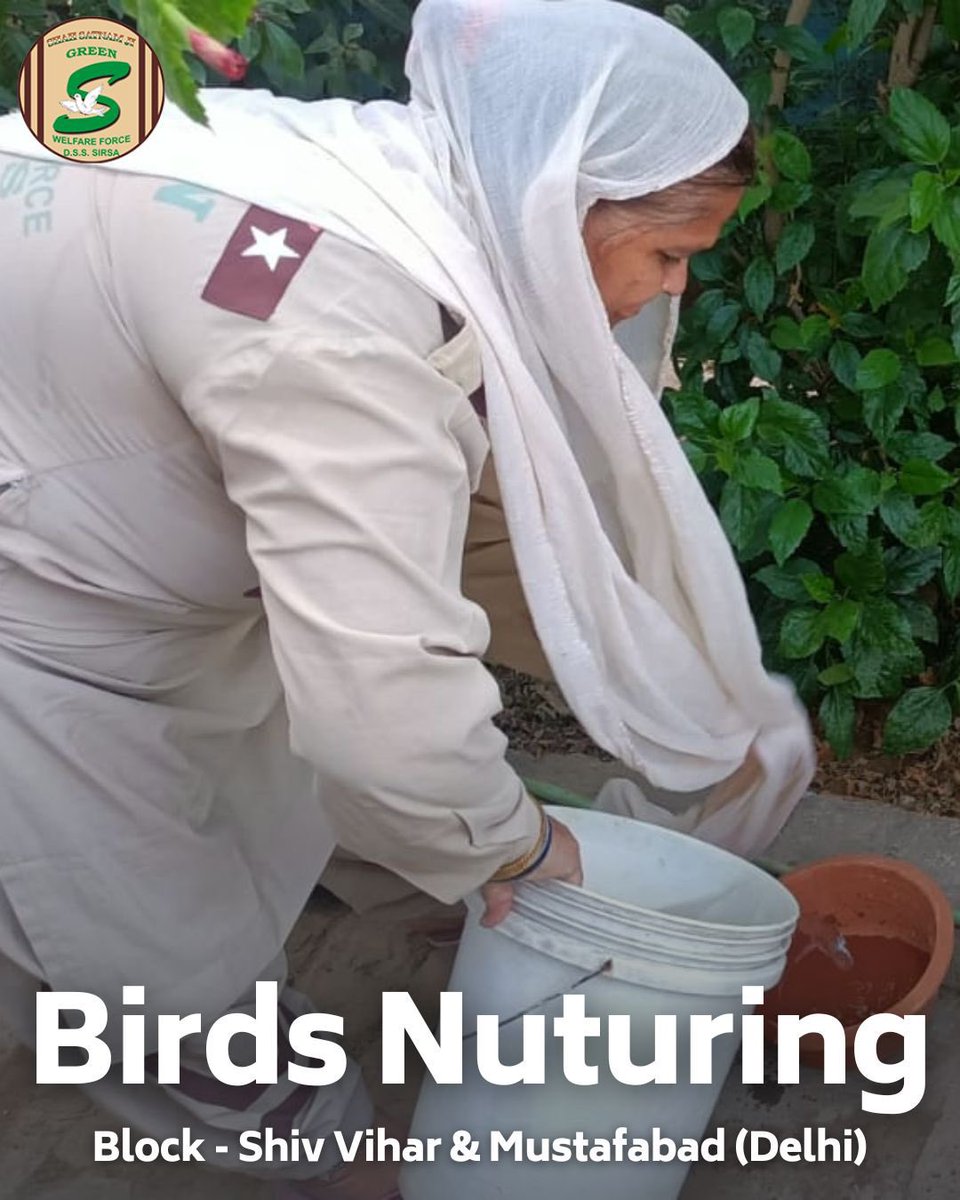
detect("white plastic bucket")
[399,806,799,1200]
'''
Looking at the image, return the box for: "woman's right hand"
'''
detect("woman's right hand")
[480,817,583,928]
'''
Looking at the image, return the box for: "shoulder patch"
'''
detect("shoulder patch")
[201,204,323,321]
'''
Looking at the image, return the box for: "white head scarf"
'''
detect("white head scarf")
[0,0,815,853]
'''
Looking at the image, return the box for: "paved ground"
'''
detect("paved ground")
[1,753,957,1200]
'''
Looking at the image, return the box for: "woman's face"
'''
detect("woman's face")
[582,187,744,326]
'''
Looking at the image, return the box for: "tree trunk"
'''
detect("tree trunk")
[764,0,813,248]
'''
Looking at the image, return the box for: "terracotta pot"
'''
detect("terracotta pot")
[763,854,955,1065]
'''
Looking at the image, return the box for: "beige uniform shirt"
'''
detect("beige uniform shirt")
[0,152,540,1018]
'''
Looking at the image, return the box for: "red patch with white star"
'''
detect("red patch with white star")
[201,205,323,321]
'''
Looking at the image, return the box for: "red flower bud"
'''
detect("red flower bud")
[188,30,248,81]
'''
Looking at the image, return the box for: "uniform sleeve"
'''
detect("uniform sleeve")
[179,322,542,903]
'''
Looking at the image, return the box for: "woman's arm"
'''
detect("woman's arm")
[180,321,557,904]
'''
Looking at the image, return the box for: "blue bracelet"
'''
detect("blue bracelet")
[510,816,554,881]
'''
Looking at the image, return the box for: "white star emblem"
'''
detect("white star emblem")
[240,225,301,272]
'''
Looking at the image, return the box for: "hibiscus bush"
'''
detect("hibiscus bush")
[663,0,960,758]
[3,0,960,760]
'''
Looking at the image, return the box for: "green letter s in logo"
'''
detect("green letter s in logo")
[52,61,130,134]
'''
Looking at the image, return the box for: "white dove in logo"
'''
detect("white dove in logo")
[59,86,108,117]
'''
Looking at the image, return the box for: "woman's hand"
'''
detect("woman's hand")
[480,817,583,928]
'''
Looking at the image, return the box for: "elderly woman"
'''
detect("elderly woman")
[0,0,814,1195]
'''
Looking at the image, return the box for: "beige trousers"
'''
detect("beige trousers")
[460,453,553,682]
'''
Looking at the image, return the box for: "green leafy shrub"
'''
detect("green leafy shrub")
[666,0,960,758]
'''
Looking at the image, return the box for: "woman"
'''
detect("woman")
[0,0,814,1196]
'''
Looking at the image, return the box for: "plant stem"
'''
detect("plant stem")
[764,0,813,251]
[887,6,936,93]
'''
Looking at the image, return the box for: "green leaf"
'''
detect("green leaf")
[948,274,960,306]
[927,387,946,414]
[262,21,305,78]
[915,336,957,367]
[304,29,339,54]
[706,302,742,343]
[840,311,887,339]
[803,572,836,603]
[820,688,856,759]
[828,515,870,553]
[823,598,862,643]
[773,25,829,67]
[884,546,942,592]
[669,390,720,437]
[943,540,960,600]
[848,174,911,225]
[897,595,939,643]
[180,0,257,41]
[775,221,815,275]
[742,72,773,119]
[879,490,921,543]
[799,316,832,356]
[932,190,960,255]
[909,500,949,549]
[717,6,756,57]
[858,596,916,650]
[862,223,930,308]
[769,499,814,566]
[134,3,209,125]
[743,258,775,318]
[770,181,813,212]
[863,386,908,442]
[883,688,953,754]
[756,397,831,478]
[849,637,923,699]
[719,480,767,553]
[686,286,725,327]
[846,0,886,49]
[889,88,952,165]
[780,608,827,659]
[835,541,886,595]
[855,348,902,390]
[743,331,782,382]
[942,509,960,539]
[771,130,812,183]
[755,558,820,602]
[719,398,760,442]
[909,170,945,233]
[899,459,956,495]
[819,662,855,686]
[829,341,862,391]
[733,450,783,494]
[886,431,955,463]
[813,466,884,517]
[738,181,772,221]
[237,22,263,58]
[770,317,804,351]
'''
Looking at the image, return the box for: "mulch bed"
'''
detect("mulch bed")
[491,665,960,820]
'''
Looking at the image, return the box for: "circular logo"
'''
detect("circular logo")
[17,16,165,163]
